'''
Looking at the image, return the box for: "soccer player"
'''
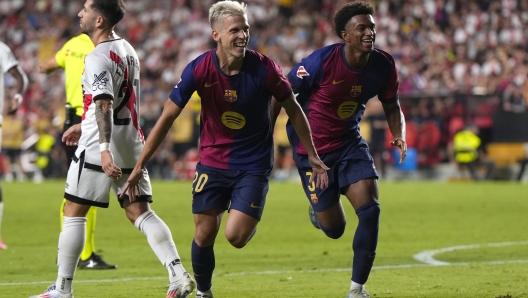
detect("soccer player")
[0,41,28,250]
[122,1,328,297]
[31,1,195,297]
[39,33,116,269]
[278,2,407,297]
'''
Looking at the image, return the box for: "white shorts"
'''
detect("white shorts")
[64,150,152,208]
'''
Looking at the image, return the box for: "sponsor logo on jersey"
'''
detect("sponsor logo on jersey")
[221,111,246,129]
[92,71,109,91]
[224,89,238,102]
[296,66,310,79]
[350,85,362,97]
[175,78,182,88]
[338,101,359,119]
[310,193,318,204]
[332,79,346,85]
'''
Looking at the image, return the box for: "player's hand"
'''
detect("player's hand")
[307,154,330,189]
[101,150,122,180]
[390,138,407,164]
[120,167,143,203]
[7,94,23,115]
[62,124,82,146]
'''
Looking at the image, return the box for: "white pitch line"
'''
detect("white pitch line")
[413,240,528,265]
[2,259,528,287]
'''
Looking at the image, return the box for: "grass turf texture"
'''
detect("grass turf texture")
[0,180,527,297]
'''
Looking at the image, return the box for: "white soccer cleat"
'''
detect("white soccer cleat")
[346,287,371,298]
[196,288,214,298]
[29,284,73,298]
[167,272,197,298]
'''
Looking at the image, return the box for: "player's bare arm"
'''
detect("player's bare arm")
[95,98,122,180]
[122,99,183,201]
[279,93,329,189]
[7,65,27,114]
[62,123,82,146]
[38,56,60,74]
[382,99,407,164]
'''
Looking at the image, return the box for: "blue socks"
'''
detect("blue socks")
[192,240,215,292]
[352,201,380,284]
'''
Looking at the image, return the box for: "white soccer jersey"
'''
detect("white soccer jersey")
[0,41,20,125]
[78,37,144,169]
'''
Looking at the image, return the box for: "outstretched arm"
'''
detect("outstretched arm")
[279,93,329,188]
[121,99,183,201]
[38,56,60,74]
[382,99,407,164]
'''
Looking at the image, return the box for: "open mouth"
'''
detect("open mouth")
[362,39,374,46]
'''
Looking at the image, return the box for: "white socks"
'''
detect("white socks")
[134,210,186,282]
[56,216,87,293]
[350,281,364,291]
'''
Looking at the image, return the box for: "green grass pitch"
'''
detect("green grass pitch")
[1,180,527,297]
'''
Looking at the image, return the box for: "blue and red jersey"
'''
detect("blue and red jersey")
[170,49,292,170]
[286,43,399,155]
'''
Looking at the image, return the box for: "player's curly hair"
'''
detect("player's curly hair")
[333,1,374,39]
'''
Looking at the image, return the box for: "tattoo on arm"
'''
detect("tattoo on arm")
[95,99,113,143]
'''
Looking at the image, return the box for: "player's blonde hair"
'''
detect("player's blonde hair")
[209,0,247,28]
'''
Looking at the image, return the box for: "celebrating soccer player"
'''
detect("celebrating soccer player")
[31,1,195,297]
[275,1,407,297]
[122,1,328,297]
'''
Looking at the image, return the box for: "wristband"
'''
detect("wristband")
[14,93,23,105]
[99,142,110,152]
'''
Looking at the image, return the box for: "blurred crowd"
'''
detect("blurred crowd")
[0,0,527,181]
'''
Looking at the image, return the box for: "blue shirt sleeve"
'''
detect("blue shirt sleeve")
[169,62,197,109]
[287,54,323,104]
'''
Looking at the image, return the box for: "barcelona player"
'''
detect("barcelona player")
[277,1,407,297]
[123,1,328,297]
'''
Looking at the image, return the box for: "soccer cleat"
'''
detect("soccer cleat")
[308,205,320,229]
[346,287,371,298]
[167,272,197,298]
[0,238,7,249]
[195,288,214,298]
[29,284,73,298]
[77,252,117,269]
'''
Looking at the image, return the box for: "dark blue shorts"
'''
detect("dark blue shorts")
[293,139,378,212]
[192,162,271,220]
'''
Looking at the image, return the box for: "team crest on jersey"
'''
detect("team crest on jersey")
[350,85,362,97]
[92,71,109,91]
[296,66,310,79]
[224,90,238,102]
[310,193,318,204]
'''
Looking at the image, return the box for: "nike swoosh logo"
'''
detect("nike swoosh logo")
[250,202,262,209]
[332,79,346,85]
[276,80,283,86]
[205,82,219,88]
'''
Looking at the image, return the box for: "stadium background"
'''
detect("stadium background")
[1,0,527,182]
